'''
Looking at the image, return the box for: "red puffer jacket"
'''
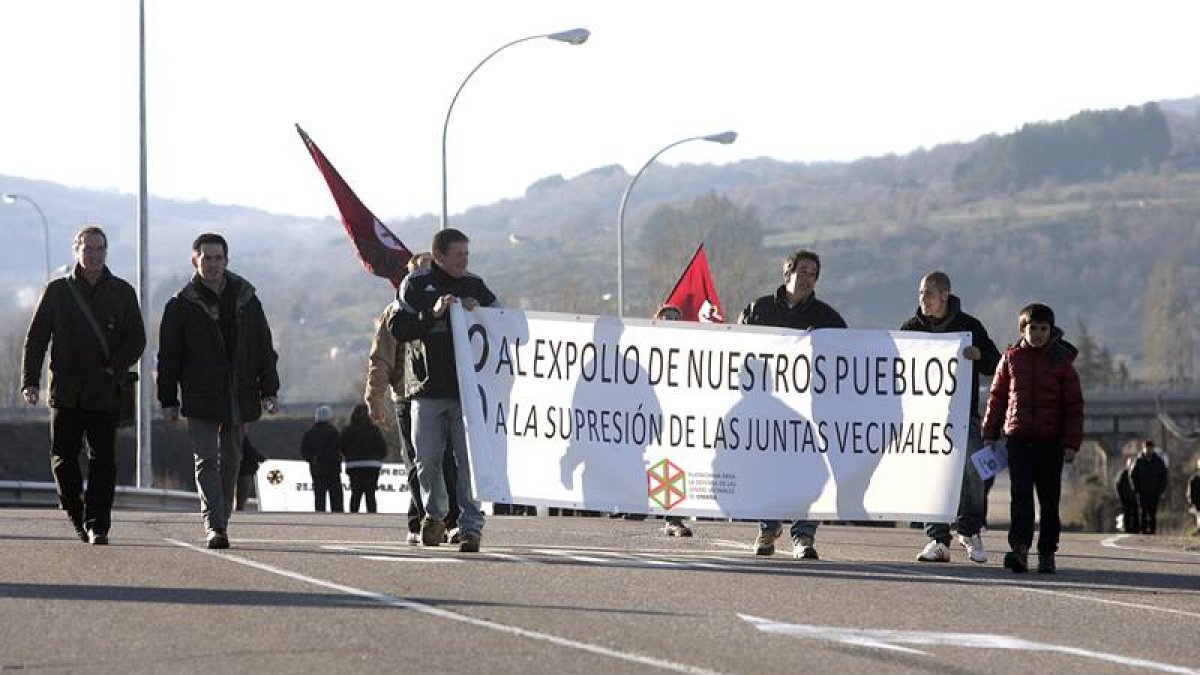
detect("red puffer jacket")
[982,331,1084,449]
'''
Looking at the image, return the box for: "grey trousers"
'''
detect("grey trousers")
[411,397,484,538]
[188,418,244,532]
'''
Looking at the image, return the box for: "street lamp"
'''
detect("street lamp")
[615,131,737,317]
[440,27,590,231]
[2,193,52,282]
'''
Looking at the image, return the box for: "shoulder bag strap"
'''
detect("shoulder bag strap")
[65,278,112,362]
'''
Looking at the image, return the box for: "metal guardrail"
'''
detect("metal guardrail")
[0,480,205,511]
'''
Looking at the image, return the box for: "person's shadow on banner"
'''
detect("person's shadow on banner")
[559,318,659,515]
[713,346,830,523]
[462,308,530,510]
[816,329,899,524]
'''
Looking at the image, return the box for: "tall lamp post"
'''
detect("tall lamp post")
[615,131,737,317]
[136,0,152,488]
[2,193,52,282]
[440,27,589,231]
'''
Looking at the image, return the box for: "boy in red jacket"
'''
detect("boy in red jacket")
[982,303,1084,574]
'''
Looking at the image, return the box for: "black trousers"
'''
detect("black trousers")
[397,403,458,533]
[50,407,119,535]
[312,471,343,512]
[1138,493,1161,534]
[1007,439,1064,554]
[1120,498,1140,533]
[347,467,381,513]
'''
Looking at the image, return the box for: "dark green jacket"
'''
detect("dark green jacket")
[156,272,279,422]
[21,265,146,412]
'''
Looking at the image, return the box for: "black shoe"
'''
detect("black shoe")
[88,531,109,546]
[69,513,89,542]
[1037,553,1056,574]
[206,530,230,550]
[1003,549,1029,574]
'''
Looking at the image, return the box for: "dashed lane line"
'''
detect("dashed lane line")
[166,538,726,675]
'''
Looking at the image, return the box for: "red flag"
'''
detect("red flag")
[663,243,725,323]
[296,124,412,288]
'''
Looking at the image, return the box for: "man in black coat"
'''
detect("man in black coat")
[1115,456,1140,533]
[1130,439,1169,534]
[388,228,498,553]
[302,406,343,512]
[21,226,145,544]
[902,271,1001,565]
[739,249,846,560]
[157,233,279,549]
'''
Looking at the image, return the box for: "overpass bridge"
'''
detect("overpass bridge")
[1077,387,1200,477]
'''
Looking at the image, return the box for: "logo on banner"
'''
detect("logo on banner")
[647,459,687,510]
[267,469,284,485]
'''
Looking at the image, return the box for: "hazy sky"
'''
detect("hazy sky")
[2,1,1197,220]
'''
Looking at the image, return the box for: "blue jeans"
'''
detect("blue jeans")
[411,398,483,538]
[759,520,818,542]
[925,418,986,542]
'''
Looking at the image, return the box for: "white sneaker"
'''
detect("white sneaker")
[405,532,420,546]
[957,533,988,563]
[917,540,951,562]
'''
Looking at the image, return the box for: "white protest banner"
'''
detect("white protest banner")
[451,306,972,523]
[255,460,411,513]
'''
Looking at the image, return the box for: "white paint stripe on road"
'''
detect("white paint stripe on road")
[483,552,543,564]
[742,614,1200,674]
[1101,534,1200,558]
[359,555,462,564]
[873,563,1200,620]
[166,539,725,675]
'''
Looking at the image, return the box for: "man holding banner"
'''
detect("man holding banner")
[388,228,498,553]
[738,250,846,559]
[901,271,1000,564]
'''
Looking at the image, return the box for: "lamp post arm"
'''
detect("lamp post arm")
[615,135,711,318]
[441,33,547,231]
[26,199,51,282]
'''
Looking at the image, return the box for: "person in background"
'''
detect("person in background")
[1131,439,1169,534]
[340,403,389,513]
[982,303,1083,574]
[302,405,343,513]
[1187,458,1200,536]
[1114,456,1140,533]
[235,431,265,511]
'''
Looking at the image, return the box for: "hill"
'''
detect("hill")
[3,95,1199,403]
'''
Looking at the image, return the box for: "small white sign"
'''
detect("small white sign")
[255,459,411,513]
[971,443,1007,481]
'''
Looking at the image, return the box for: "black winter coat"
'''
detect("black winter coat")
[22,265,146,412]
[900,294,1001,419]
[157,272,279,422]
[338,420,388,462]
[301,422,342,475]
[738,286,847,331]
[1131,453,1169,497]
[388,263,498,400]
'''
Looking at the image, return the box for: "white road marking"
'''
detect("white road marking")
[872,563,1200,620]
[166,539,726,675]
[1102,534,1200,558]
[483,552,543,564]
[741,614,1199,674]
[359,555,461,564]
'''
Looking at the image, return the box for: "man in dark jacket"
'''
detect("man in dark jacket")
[902,271,1000,565]
[302,406,343,512]
[157,233,279,549]
[1115,456,1140,533]
[388,228,497,553]
[21,225,146,545]
[1130,439,1169,534]
[738,249,846,560]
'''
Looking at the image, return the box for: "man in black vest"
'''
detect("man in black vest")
[22,225,145,544]
[1131,439,1169,534]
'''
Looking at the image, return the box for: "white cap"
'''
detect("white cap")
[314,405,333,422]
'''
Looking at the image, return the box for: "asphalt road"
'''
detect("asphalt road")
[2,508,1198,674]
